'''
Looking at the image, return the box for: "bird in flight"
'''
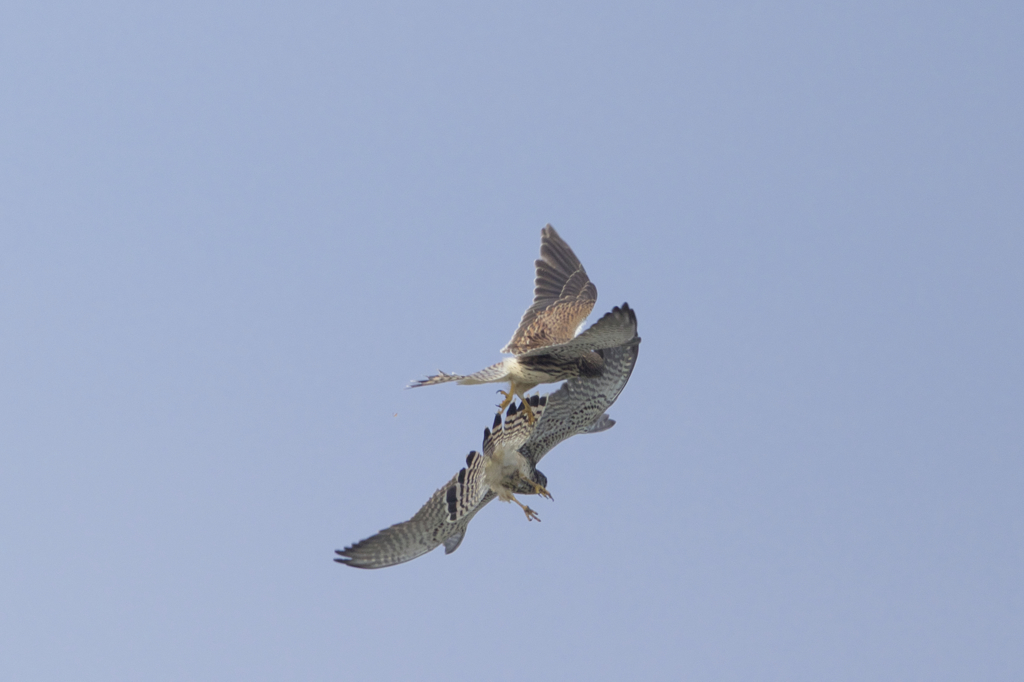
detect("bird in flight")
[410,225,634,423]
[336,310,639,569]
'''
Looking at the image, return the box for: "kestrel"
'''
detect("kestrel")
[480,396,553,523]
[335,311,639,569]
[411,227,632,423]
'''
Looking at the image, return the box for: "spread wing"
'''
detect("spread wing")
[502,225,598,355]
[334,453,493,569]
[335,399,550,569]
[519,328,641,467]
[515,303,638,359]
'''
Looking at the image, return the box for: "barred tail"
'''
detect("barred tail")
[408,370,467,389]
[409,361,510,389]
[453,360,511,385]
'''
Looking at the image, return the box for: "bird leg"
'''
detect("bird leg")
[511,496,541,522]
[496,388,515,413]
[520,399,536,424]
[528,480,553,500]
[496,387,537,423]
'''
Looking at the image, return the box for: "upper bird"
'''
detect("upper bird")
[410,224,634,422]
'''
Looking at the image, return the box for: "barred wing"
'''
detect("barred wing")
[336,398,551,569]
[335,453,493,569]
[519,335,641,467]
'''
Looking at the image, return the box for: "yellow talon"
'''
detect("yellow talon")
[530,480,553,500]
[496,389,515,412]
[496,388,536,424]
[511,496,541,522]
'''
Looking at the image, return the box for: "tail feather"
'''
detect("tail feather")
[455,361,510,385]
[482,395,549,457]
[408,370,466,388]
[409,361,511,389]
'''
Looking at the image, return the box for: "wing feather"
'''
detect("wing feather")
[519,333,641,467]
[502,225,598,355]
[334,459,493,569]
[515,303,638,359]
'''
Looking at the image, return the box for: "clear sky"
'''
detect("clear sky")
[2,2,1021,680]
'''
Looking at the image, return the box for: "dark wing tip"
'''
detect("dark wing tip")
[617,301,637,323]
[605,302,638,334]
[333,550,363,568]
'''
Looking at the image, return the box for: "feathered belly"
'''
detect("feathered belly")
[483,447,528,502]
[510,356,581,383]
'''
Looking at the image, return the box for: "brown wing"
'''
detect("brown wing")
[516,303,638,359]
[502,225,598,355]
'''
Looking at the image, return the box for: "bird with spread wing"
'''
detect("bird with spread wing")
[335,307,639,569]
[409,225,635,423]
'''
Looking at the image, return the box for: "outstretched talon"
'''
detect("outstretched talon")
[496,388,537,423]
[511,496,541,522]
[529,480,553,500]
[496,389,515,413]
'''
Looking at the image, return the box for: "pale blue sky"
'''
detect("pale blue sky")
[2,3,1022,680]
